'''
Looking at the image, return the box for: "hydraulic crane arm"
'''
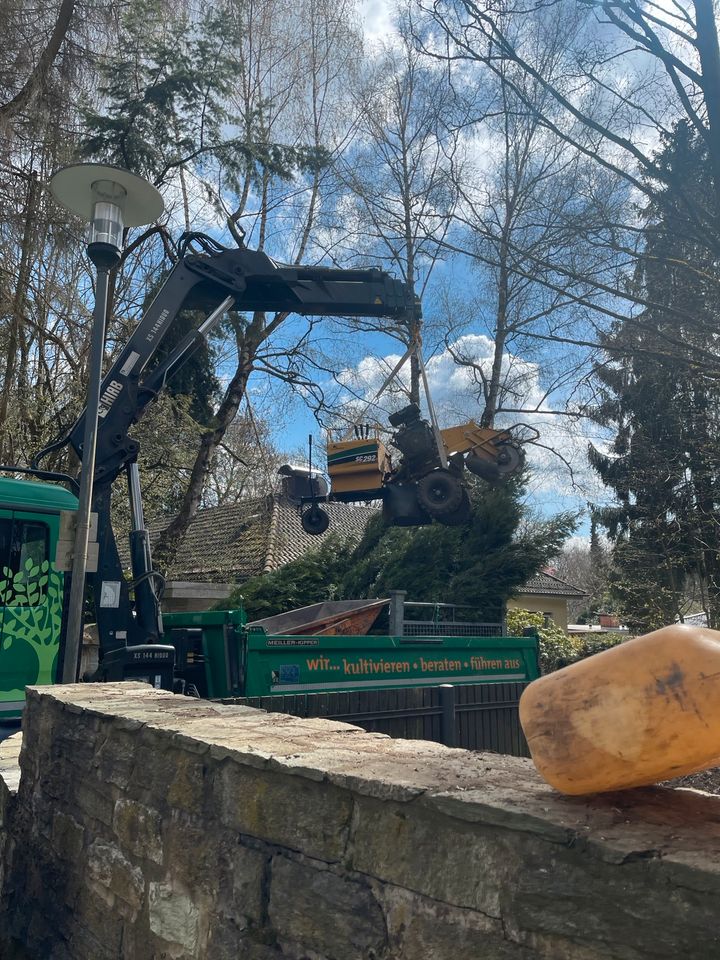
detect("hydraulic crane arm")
[59,237,419,481]
[32,233,420,667]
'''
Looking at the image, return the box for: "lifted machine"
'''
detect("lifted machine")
[2,232,419,692]
[298,344,533,535]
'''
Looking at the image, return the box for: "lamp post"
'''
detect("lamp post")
[49,163,164,683]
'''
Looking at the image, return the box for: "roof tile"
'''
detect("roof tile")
[516,571,587,598]
[145,496,377,583]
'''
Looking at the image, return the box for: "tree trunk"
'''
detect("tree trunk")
[695,0,720,219]
[481,235,509,428]
[0,173,39,461]
[152,320,263,570]
[0,0,76,122]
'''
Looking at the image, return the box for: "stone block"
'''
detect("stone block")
[164,815,266,924]
[504,832,720,959]
[268,855,385,959]
[217,839,267,927]
[70,885,125,960]
[125,738,208,814]
[162,814,221,896]
[381,884,531,960]
[93,728,137,789]
[215,762,352,862]
[148,880,201,957]
[51,811,85,861]
[206,920,284,960]
[74,779,114,828]
[350,795,516,916]
[127,740,179,802]
[87,838,144,913]
[167,752,207,815]
[0,936,35,959]
[32,757,68,803]
[113,798,163,865]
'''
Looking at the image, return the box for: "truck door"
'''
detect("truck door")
[0,509,11,641]
[0,512,58,717]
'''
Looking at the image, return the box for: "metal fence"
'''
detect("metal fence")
[388,592,504,638]
[401,620,504,638]
[230,681,530,757]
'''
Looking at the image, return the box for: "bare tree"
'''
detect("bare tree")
[153,0,365,565]
[331,22,461,403]
[0,0,78,124]
[415,0,720,369]
[204,402,285,506]
[0,0,181,465]
[442,64,608,429]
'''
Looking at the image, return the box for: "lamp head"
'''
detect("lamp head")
[50,163,164,270]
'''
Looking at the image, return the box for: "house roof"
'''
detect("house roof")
[136,497,587,597]
[516,570,587,598]
[148,495,378,583]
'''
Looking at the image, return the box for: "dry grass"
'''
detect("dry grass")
[665,768,720,795]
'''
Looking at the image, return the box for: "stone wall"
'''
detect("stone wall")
[1,683,720,960]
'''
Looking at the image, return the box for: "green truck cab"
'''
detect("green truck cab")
[0,476,78,719]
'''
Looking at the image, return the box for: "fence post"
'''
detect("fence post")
[389,590,407,637]
[439,684,456,747]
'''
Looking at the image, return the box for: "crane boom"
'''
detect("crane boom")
[31,233,420,680]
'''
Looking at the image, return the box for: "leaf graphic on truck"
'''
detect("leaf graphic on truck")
[0,560,63,689]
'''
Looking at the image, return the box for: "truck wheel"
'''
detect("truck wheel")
[416,469,464,517]
[301,506,330,535]
[437,489,471,526]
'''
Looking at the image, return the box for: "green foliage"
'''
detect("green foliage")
[506,609,577,674]
[79,0,329,186]
[227,476,577,625]
[590,122,720,631]
[225,536,354,621]
[507,609,627,673]
[505,608,543,635]
[576,632,626,659]
[340,478,578,620]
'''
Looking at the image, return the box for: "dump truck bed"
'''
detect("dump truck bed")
[244,631,539,696]
[246,599,389,637]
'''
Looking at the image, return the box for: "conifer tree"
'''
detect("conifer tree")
[590,123,720,629]
[231,476,577,621]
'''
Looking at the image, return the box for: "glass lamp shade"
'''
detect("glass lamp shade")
[89,180,128,248]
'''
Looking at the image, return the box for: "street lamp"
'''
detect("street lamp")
[49,163,164,683]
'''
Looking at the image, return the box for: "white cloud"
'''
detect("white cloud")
[358,0,397,48]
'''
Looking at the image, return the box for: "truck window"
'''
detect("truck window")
[14,522,48,572]
[0,519,10,576]
[6,521,50,606]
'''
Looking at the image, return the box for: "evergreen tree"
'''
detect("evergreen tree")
[590,123,720,630]
[80,0,326,187]
[229,477,577,621]
[340,478,576,618]
[226,536,354,621]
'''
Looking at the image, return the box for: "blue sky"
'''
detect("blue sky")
[153,0,616,541]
